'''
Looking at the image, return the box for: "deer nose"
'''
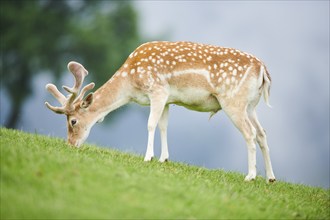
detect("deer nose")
[68,139,80,147]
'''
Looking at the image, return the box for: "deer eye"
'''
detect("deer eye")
[71,119,77,126]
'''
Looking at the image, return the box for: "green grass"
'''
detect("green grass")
[1,128,329,219]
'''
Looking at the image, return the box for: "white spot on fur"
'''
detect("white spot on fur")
[137,66,144,73]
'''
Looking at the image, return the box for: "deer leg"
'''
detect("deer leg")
[248,110,276,182]
[158,105,169,162]
[144,90,168,162]
[223,105,258,181]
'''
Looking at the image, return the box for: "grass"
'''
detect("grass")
[1,128,329,219]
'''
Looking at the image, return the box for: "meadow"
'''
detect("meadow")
[1,128,329,219]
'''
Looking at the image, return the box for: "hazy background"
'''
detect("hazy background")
[1,1,329,188]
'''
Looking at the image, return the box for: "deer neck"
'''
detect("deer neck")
[89,75,131,122]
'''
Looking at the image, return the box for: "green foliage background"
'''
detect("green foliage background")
[0,0,142,127]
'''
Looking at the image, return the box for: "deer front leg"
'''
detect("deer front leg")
[158,105,169,162]
[144,90,168,162]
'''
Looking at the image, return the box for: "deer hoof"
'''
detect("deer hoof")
[159,158,168,163]
[268,178,276,183]
[144,156,153,162]
[244,174,256,182]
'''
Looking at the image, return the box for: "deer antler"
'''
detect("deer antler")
[45,61,94,114]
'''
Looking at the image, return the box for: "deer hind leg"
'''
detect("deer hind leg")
[158,105,170,162]
[248,109,276,182]
[144,89,169,162]
[223,104,258,181]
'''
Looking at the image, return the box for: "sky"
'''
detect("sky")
[1,1,329,188]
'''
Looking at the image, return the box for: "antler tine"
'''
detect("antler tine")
[45,102,66,114]
[63,61,88,95]
[44,83,67,114]
[45,83,66,105]
[73,82,95,104]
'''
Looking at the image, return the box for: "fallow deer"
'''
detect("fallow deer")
[45,41,276,182]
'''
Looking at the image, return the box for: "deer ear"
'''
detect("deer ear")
[80,93,93,109]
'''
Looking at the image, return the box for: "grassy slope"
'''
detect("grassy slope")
[1,128,329,219]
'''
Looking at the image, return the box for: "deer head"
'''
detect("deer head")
[45,61,95,146]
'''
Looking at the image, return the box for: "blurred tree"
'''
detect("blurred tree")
[70,1,140,84]
[0,0,141,128]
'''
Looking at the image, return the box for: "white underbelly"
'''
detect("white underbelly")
[168,87,221,112]
[131,87,221,112]
[131,69,223,112]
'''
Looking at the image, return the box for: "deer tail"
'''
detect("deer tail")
[259,65,272,108]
